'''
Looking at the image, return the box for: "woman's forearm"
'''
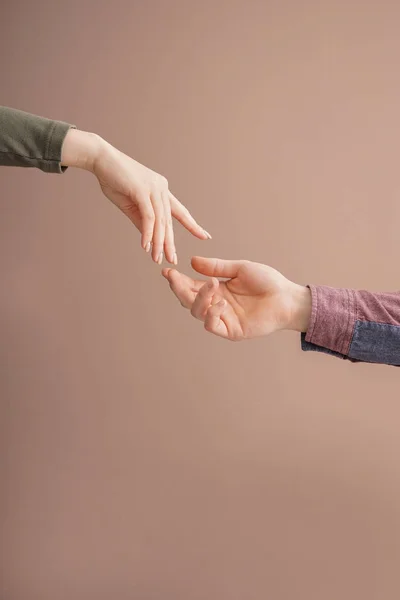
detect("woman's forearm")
[60,128,104,172]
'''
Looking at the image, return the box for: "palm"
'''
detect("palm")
[220,264,289,339]
[164,258,293,341]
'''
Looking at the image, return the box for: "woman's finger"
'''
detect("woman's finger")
[169,193,211,240]
[120,203,142,233]
[162,190,176,264]
[204,300,228,338]
[150,189,166,264]
[135,191,155,252]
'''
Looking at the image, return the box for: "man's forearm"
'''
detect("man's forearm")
[285,283,312,334]
[0,106,74,173]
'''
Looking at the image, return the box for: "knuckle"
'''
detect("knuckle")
[145,212,155,224]
[213,258,222,276]
[157,215,165,230]
[144,205,154,216]
[137,192,148,206]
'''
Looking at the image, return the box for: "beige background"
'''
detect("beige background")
[1,1,400,599]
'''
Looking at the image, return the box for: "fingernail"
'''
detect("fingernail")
[218,300,225,307]
[145,242,151,253]
[203,230,212,239]
[173,253,178,265]
[207,280,214,289]
[157,252,163,265]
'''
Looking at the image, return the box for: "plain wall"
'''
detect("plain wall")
[1,1,400,599]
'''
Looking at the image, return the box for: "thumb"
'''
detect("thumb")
[191,256,242,279]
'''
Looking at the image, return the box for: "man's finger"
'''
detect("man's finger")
[162,269,198,309]
[204,300,228,338]
[190,278,219,320]
[191,256,242,279]
[162,268,204,291]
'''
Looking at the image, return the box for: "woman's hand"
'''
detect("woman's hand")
[61,129,211,264]
[162,256,312,340]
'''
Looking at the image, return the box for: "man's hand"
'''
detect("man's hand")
[61,129,211,265]
[162,257,312,341]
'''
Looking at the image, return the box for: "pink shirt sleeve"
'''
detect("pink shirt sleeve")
[303,285,400,365]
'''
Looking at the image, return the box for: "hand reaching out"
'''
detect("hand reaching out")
[162,257,312,341]
[62,129,211,264]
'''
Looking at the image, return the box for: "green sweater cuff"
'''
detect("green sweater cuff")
[42,119,76,173]
[0,106,75,174]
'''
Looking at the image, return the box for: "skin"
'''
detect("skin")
[61,129,211,264]
[162,257,312,341]
[60,131,311,341]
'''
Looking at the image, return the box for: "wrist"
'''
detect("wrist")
[61,128,104,172]
[285,283,312,333]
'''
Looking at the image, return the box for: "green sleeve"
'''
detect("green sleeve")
[0,106,75,174]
